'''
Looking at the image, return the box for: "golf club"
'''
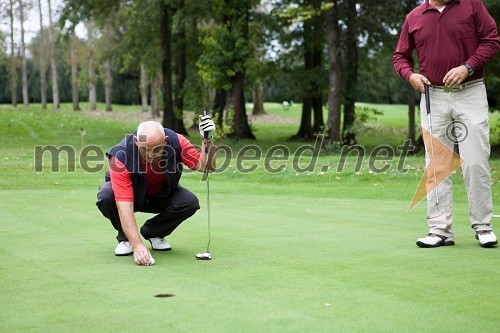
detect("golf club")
[424,83,439,207]
[196,108,212,261]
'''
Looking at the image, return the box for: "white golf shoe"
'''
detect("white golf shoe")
[115,241,133,256]
[148,237,172,251]
[416,233,455,248]
[476,231,498,248]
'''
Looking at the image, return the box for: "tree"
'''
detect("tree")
[341,0,358,143]
[159,0,175,128]
[19,0,28,108]
[271,0,326,141]
[104,58,112,111]
[295,13,314,140]
[402,0,419,146]
[198,0,256,139]
[246,3,275,116]
[228,1,255,139]
[140,63,149,113]
[70,31,81,111]
[172,0,188,135]
[86,20,97,111]
[100,21,114,112]
[48,0,60,109]
[325,0,341,142]
[150,72,160,117]
[252,83,265,115]
[8,0,17,107]
[37,0,47,109]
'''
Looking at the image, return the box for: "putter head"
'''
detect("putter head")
[196,252,212,260]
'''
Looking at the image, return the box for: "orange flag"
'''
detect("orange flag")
[408,127,464,211]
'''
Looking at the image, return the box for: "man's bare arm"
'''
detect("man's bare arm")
[116,201,151,265]
[194,140,216,172]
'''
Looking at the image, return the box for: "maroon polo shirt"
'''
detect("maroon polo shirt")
[393,0,500,85]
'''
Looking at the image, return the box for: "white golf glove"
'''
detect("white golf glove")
[199,114,216,140]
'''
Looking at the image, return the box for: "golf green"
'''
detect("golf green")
[0,176,498,332]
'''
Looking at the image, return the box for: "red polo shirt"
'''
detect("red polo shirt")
[109,134,201,202]
[393,0,500,85]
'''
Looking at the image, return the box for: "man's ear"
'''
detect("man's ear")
[164,136,169,144]
[133,135,139,145]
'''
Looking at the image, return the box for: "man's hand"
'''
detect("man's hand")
[443,65,468,88]
[199,114,216,139]
[133,243,153,266]
[408,73,431,93]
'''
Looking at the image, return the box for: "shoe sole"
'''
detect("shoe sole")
[479,241,498,248]
[475,234,498,248]
[115,252,134,256]
[416,240,455,248]
[152,247,171,251]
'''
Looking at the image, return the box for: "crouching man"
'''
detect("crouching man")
[96,116,215,265]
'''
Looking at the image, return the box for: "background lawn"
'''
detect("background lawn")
[0,103,499,332]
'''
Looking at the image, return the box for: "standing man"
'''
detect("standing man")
[393,0,499,248]
[97,116,216,265]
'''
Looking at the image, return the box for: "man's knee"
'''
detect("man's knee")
[187,196,200,213]
[173,187,200,213]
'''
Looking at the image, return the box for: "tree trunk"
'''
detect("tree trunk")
[8,0,17,107]
[48,0,59,110]
[325,0,341,142]
[104,59,112,111]
[37,0,47,109]
[140,63,149,113]
[342,0,358,144]
[295,13,314,140]
[312,50,323,133]
[296,97,313,139]
[230,72,255,139]
[312,94,323,133]
[173,4,188,136]
[252,83,266,115]
[19,0,29,108]
[70,32,80,111]
[212,89,227,130]
[160,1,175,129]
[312,0,324,134]
[151,73,159,118]
[87,21,97,111]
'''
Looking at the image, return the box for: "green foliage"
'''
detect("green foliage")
[197,22,251,89]
[211,107,235,138]
[115,0,163,75]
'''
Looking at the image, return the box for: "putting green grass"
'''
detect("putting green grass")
[0,104,499,332]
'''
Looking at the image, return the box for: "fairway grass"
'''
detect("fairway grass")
[0,104,499,332]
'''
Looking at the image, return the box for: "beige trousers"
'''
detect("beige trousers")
[420,80,493,238]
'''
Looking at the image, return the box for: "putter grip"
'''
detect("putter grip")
[424,84,430,115]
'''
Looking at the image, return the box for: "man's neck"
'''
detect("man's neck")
[429,0,453,9]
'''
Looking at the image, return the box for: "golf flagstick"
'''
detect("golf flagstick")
[196,109,212,260]
[424,84,439,207]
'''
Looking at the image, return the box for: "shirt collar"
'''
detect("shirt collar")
[421,0,460,14]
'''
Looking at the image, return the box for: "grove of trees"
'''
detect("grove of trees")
[1,0,499,143]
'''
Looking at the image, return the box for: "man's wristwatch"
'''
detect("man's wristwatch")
[463,63,474,77]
